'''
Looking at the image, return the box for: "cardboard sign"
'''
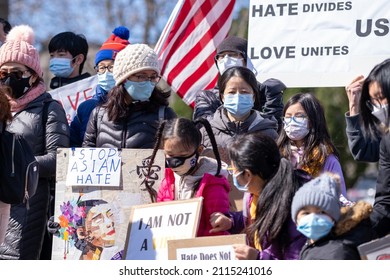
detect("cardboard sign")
[248,0,390,88]
[66,148,121,187]
[124,198,203,260]
[358,234,390,260]
[167,234,247,260]
[52,148,165,260]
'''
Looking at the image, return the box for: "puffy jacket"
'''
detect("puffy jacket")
[193,79,286,131]
[0,92,70,259]
[157,168,230,237]
[83,105,176,148]
[201,106,278,163]
[300,201,374,260]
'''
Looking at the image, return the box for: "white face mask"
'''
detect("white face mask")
[217,55,244,75]
[371,104,389,125]
[284,119,310,141]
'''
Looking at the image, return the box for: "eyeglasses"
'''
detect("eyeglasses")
[0,69,31,80]
[131,74,161,83]
[282,115,307,124]
[227,166,243,176]
[215,52,243,62]
[366,98,386,111]
[94,65,114,74]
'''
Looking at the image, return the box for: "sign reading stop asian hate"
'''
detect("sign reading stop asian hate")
[66,147,121,187]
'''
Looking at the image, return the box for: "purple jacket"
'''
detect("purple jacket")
[229,193,306,260]
[157,168,230,237]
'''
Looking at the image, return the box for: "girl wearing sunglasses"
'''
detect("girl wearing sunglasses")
[147,117,230,237]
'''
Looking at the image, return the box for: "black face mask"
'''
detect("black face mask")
[2,76,31,99]
[165,150,197,169]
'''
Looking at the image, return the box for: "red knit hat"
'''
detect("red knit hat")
[95,26,130,65]
[0,25,43,77]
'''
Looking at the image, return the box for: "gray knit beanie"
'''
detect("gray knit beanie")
[216,36,247,60]
[291,173,341,223]
[113,43,160,86]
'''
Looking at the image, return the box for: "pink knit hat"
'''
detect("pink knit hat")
[0,25,43,77]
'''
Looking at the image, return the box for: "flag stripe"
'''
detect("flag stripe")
[166,0,234,84]
[155,0,236,107]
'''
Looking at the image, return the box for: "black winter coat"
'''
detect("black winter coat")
[83,104,176,148]
[0,92,69,259]
[299,201,374,260]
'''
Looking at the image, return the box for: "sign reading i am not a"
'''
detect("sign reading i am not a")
[124,198,203,260]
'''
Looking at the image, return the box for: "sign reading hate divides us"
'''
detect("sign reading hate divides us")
[248,0,390,88]
[66,148,121,187]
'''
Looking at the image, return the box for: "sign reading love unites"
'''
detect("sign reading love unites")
[248,0,390,88]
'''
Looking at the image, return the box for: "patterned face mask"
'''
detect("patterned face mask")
[284,118,310,141]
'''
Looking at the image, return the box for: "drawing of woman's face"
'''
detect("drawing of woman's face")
[85,204,116,247]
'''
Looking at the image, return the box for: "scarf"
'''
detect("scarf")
[249,194,262,251]
[7,81,46,113]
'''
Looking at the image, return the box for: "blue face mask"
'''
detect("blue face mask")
[297,213,334,241]
[124,80,155,102]
[232,171,249,192]
[49,57,74,78]
[97,71,115,92]
[223,93,254,118]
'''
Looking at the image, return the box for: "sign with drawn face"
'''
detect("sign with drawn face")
[52,148,164,260]
[124,198,203,260]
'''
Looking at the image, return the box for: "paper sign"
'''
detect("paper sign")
[124,198,203,260]
[248,0,390,88]
[167,234,247,260]
[66,148,121,187]
[358,234,390,260]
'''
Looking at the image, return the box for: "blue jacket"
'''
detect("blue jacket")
[70,85,108,147]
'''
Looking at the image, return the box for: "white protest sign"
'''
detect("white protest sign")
[124,198,203,260]
[66,147,121,187]
[48,75,98,124]
[167,234,247,260]
[248,0,390,87]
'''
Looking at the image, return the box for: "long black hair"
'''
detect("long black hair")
[147,117,222,197]
[359,58,390,138]
[229,131,309,252]
[277,92,339,177]
[104,85,170,123]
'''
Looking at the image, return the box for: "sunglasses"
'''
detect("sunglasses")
[165,150,197,168]
[0,69,31,80]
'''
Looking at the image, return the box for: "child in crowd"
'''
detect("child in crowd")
[210,132,310,259]
[291,173,373,259]
[147,117,230,237]
[70,26,130,147]
[277,92,351,205]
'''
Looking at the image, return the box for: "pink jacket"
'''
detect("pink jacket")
[157,168,230,237]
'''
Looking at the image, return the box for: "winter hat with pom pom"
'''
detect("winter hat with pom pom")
[0,25,43,77]
[95,26,130,65]
[113,43,159,86]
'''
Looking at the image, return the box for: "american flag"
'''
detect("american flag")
[155,0,236,108]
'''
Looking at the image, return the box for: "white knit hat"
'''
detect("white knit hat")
[113,43,160,86]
